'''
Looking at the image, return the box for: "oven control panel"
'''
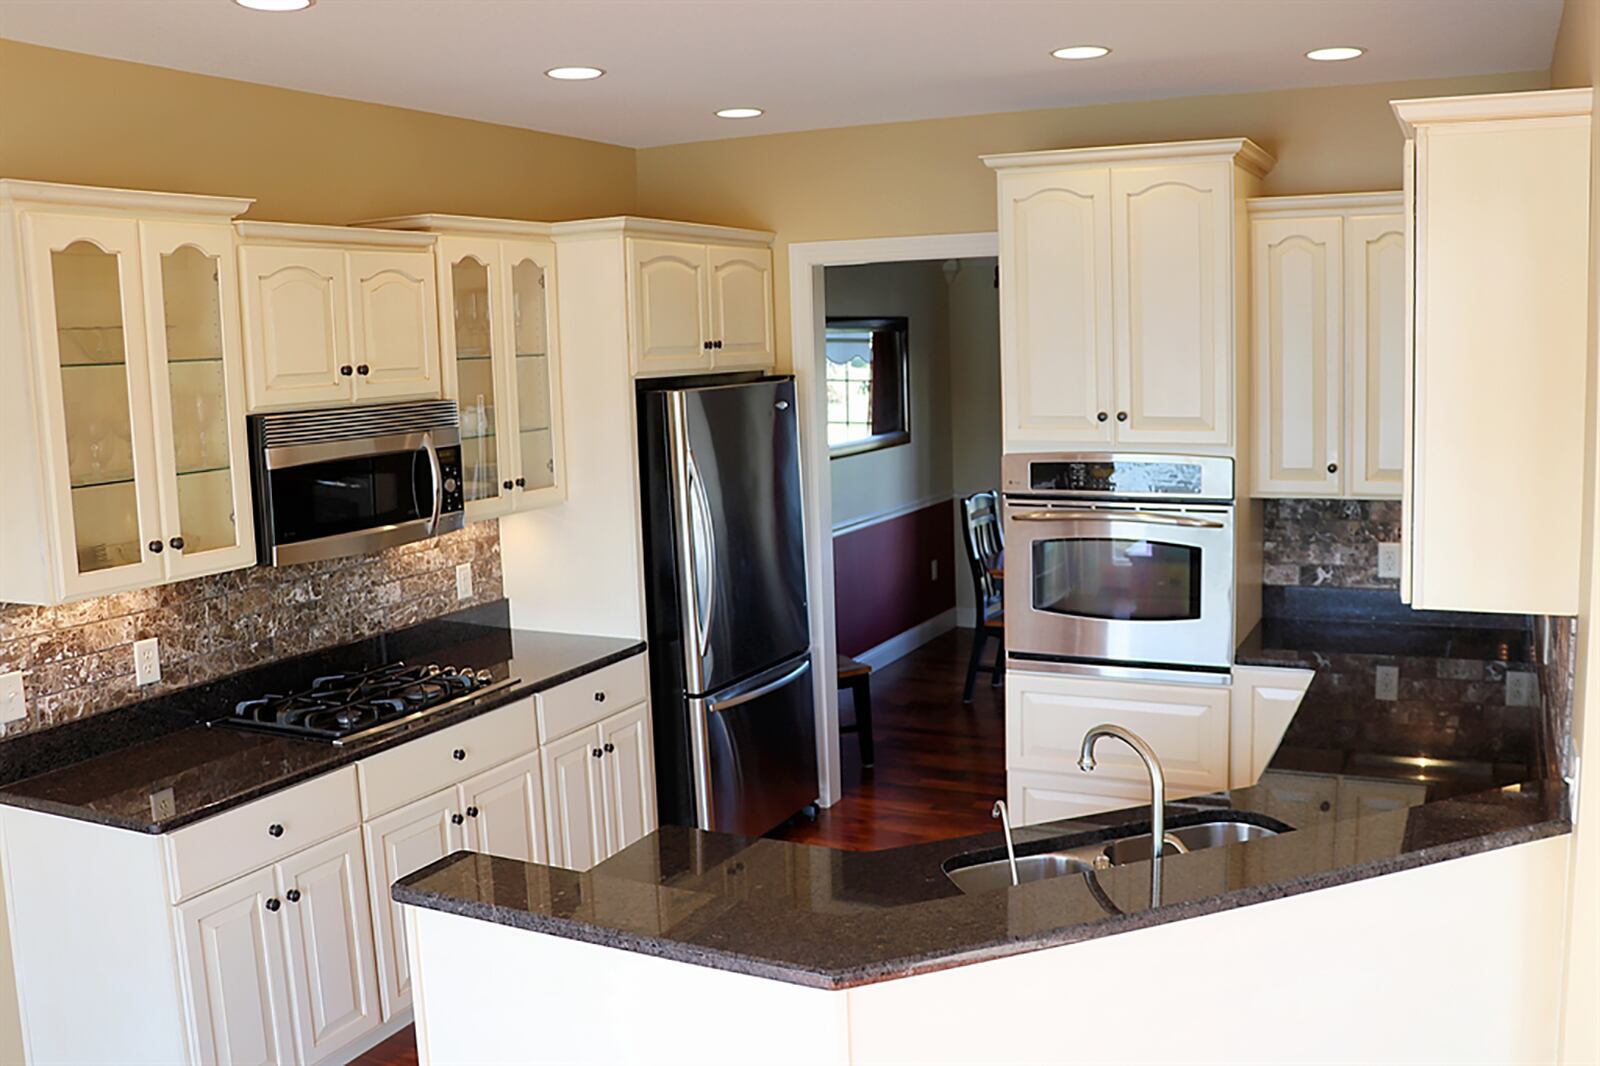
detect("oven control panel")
[1002,452,1233,501]
[437,445,464,514]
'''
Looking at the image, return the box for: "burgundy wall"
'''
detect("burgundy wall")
[832,499,957,657]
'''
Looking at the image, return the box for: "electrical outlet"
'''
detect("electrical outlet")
[930,559,939,582]
[149,787,176,823]
[1506,671,1540,708]
[1377,542,1403,580]
[133,637,161,686]
[1374,664,1399,701]
[0,671,26,727]
[455,562,473,601]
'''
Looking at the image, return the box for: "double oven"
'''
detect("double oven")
[1002,452,1236,677]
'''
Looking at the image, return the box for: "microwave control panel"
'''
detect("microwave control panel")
[437,445,465,513]
[1030,460,1205,496]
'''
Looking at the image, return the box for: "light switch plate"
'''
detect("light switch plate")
[1506,671,1540,708]
[1375,665,1399,701]
[149,788,176,823]
[133,637,161,686]
[1377,543,1403,580]
[0,671,26,726]
[455,562,473,601]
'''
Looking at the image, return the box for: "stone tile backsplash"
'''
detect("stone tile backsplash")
[0,521,502,738]
[1261,499,1402,588]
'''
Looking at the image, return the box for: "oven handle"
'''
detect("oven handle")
[1008,508,1225,529]
[422,432,444,533]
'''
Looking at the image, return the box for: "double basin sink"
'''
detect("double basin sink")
[943,816,1284,895]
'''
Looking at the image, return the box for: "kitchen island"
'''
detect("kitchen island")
[395,596,1572,1064]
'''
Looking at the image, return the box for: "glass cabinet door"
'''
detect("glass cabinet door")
[508,246,563,499]
[26,213,163,594]
[443,240,511,517]
[142,221,256,577]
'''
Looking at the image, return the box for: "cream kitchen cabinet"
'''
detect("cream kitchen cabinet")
[984,140,1272,454]
[236,221,440,412]
[542,701,658,870]
[0,181,258,605]
[355,215,569,518]
[627,235,774,376]
[1248,194,1405,498]
[362,787,460,1022]
[1395,89,1592,615]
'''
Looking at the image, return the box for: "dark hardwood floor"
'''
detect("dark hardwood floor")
[349,627,1000,1066]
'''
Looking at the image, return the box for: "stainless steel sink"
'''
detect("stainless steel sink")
[942,816,1287,894]
[943,852,1095,894]
[1100,820,1280,865]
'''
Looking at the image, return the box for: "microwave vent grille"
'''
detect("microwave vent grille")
[255,400,459,448]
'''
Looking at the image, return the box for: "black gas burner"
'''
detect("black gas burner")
[216,661,517,745]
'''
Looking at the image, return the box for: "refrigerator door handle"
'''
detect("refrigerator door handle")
[707,658,812,714]
[687,450,717,659]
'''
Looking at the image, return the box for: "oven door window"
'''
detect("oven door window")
[1031,537,1203,622]
[268,450,432,546]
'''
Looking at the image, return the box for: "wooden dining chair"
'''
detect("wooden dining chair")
[960,490,1005,703]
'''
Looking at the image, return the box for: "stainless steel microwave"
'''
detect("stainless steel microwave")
[1002,452,1237,674]
[248,401,465,566]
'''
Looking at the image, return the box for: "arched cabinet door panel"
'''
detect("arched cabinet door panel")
[708,245,774,370]
[348,250,441,401]
[627,238,710,376]
[1345,216,1407,498]
[240,245,352,409]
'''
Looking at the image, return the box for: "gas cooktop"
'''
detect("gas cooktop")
[213,661,519,746]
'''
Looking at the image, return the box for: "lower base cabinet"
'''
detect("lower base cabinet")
[363,789,461,1022]
[178,828,380,1066]
[543,699,657,871]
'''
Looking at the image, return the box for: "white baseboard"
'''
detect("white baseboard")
[855,608,958,671]
[955,605,977,629]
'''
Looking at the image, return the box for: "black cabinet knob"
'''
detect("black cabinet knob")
[594,691,606,703]
[703,340,712,351]
[592,747,603,759]
[1327,463,1338,474]
[268,823,284,838]
[1319,801,1332,812]
[357,364,370,376]
[451,813,465,825]
[466,806,479,818]
[1116,411,1128,422]
[169,536,184,551]
[1096,411,1109,422]
[503,480,514,490]
[148,540,163,554]
[339,365,353,376]
[603,742,615,754]
[285,889,301,903]
[452,748,467,761]
[515,477,526,488]
[264,898,281,912]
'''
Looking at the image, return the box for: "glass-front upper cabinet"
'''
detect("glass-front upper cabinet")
[432,231,565,519]
[1,182,255,605]
[27,215,166,596]
[141,221,256,579]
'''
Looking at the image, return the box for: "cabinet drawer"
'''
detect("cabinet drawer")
[1006,672,1230,792]
[536,656,647,744]
[1008,770,1148,828]
[166,766,359,903]
[358,697,536,817]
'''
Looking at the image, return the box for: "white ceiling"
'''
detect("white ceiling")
[0,0,1566,148]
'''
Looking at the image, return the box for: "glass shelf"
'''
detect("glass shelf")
[515,352,548,360]
[519,425,550,435]
[176,464,230,479]
[167,355,224,365]
[456,353,493,363]
[59,357,128,369]
[70,474,136,491]
[460,431,498,442]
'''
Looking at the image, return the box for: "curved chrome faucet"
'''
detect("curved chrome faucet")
[1080,724,1167,908]
[992,800,1019,886]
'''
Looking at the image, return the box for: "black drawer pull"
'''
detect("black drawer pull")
[452,748,467,761]
[268,823,284,838]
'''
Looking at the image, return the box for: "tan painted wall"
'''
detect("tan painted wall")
[0,39,637,224]
[636,71,1547,370]
[1553,0,1598,87]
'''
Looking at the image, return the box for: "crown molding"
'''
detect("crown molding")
[982,137,1276,179]
[1246,191,1404,218]
[1392,88,1593,138]
[351,213,556,238]
[234,220,437,249]
[0,179,253,219]
[548,215,774,245]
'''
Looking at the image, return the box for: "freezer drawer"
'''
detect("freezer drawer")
[692,654,817,836]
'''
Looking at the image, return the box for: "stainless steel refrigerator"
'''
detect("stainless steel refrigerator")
[638,375,817,836]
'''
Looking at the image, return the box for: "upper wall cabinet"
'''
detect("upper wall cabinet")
[1395,89,1592,615]
[235,221,441,412]
[1248,193,1405,499]
[985,139,1274,455]
[0,181,258,604]
[601,219,773,378]
[355,214,569,518]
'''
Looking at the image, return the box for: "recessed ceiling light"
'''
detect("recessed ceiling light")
[233,0,314,10]
[545,66,605,81]
[1305,46,1365,62]
[715,107,764,119]
[1051,45,1111,61]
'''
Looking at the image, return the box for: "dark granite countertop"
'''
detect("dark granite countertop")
[391,586,1569,990]
[0,602,643,833]
[393,779,1568,990]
